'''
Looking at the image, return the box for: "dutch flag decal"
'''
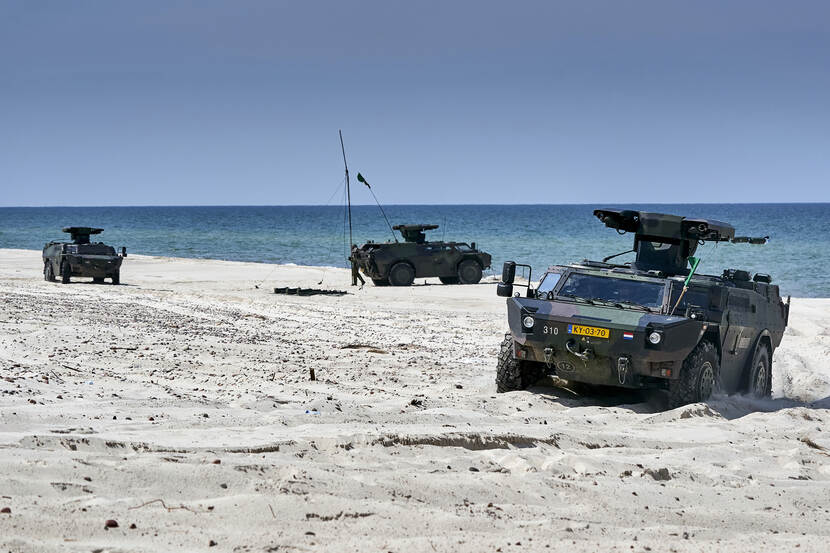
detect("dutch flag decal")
[623,332,634,340]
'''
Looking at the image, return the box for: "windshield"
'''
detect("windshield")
[67,244,115,255]
[557,272,666,309]
[535,272,562,299]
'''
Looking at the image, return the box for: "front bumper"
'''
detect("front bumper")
[507,298,707,388]
[67,256,123,277]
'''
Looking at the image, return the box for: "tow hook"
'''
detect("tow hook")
[617,356,631,385]
[565,340,593,362]
[543,346,554,368]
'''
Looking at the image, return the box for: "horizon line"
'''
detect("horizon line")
[1,201,828,209]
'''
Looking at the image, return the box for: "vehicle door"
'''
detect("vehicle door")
[720,289,757,391]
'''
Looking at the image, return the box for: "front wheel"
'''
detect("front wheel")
[388,262,415,286]
[457,259,482,284]
[44,261,55,282]
[747,345,771,398]
[111,271,120,285]
[668,340,718,408]
[495,334,545,392]
[60,263,71,284]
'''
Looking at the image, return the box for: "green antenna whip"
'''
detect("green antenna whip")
[670,256,701,316]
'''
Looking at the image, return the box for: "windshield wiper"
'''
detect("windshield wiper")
[558,293,594,304]
[589,297,623,308]
[615,300,656,313]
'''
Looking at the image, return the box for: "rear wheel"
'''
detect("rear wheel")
[668,340,718,408]
[93,277,105,284]
[747,345,771,398]
[60,263,71,284]
[371,278,389,286]
[111,271,120,285]
[495,334,545,392]
[439,276,459,285]
[457,259,482,284]
[44,261,55,282]
[388,262,415,286]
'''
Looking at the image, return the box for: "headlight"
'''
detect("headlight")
[648,331,662,345]
[522,315,535,329]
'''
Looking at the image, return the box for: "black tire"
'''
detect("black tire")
[93,277,105,284]
[60,263,71,284]
[439,276,459,285]
[44,261,55,282]
[111,271,120,285]
[495,334,545,393]
[668,340,718,408]
[457,259,482,284]
[371,278,389,286]
[746,344,772,398]
[388,262,415,286]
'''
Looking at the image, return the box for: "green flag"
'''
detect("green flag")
[684,256,701,288]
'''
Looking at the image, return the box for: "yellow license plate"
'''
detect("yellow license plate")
[567,324,610,339]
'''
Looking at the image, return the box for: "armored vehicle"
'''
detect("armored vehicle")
[496,209,789,408]
[353,224,492,286]
[43,227,126,285]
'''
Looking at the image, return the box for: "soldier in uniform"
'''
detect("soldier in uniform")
[349,244,365,287]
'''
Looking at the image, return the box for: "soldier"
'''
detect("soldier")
[349,244,365,287]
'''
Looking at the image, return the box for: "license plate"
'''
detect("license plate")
[567,324,610,339]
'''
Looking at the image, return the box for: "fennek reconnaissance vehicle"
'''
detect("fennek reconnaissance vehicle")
[353,224,492,286]
[43,227,127,285]
[496,209,789,408]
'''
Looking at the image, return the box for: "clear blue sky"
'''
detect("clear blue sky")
[2,0,829,206]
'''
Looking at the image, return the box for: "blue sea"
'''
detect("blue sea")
[1,204,827,297]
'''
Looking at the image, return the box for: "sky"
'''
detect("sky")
[1,0,829,206]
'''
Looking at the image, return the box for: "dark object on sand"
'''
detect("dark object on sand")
[42,227,126,285]
[352,224,492,286]
[274,287,347,296]
[496,209,789,409]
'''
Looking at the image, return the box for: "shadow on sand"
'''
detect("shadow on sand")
[523,375,830,419]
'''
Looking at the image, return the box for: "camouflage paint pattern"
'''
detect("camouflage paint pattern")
[354,224,491,285]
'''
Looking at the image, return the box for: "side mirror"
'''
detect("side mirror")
[471,242,476,250]
[501,261,516,284]
[121,247,127,257]
[497,283,514,297]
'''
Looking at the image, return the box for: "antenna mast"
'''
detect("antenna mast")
[339,130,353,248]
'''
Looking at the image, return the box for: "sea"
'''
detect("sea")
[1,204,827,297]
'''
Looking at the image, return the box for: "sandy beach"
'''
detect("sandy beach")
[1,247,829,552]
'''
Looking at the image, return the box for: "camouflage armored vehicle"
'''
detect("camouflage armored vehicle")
[496,209,789,408]
[43,227,126,285]
[353,224,492,286]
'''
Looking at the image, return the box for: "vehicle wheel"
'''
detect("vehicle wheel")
[371,278,389,286]
[388,262,415,286]
[747,344,772,398]
[668,340,718,408]
[439,276,459,285]
[60,263,71,284]
[495,334,545,392]
[44,261,55,282]
[457,259,482,284]
[93,277,105,284]
[111,271,120,285]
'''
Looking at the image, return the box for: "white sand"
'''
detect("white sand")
[1,248,829,552]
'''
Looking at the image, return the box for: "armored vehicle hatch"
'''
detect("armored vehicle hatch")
[353,224,492,286]
[43,227,127,285]
[495,209,788,409]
